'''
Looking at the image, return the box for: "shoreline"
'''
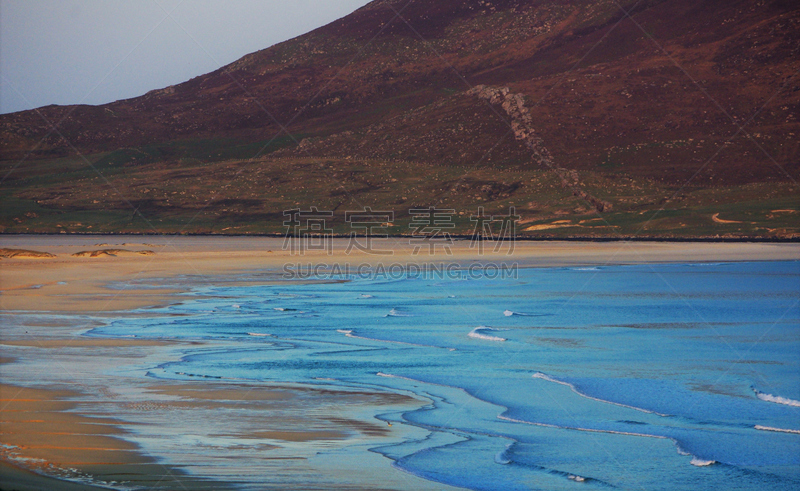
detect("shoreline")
[0,460,107,491]
[0,351,430,491]
[1,236,797,312]
[3,232,799,242]
[0,381,218,491]
[1,235,797,489]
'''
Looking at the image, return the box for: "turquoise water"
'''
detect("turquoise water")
[91,261,800,490]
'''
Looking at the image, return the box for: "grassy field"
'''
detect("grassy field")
[2,150,796,238]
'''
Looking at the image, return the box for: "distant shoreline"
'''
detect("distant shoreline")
[2,232,798,243]
[1,235,797,313]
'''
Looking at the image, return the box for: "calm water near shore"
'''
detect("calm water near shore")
[6,260,800,490]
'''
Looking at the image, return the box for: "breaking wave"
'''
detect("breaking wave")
[754,425,800,434]
[494,443,513,465]
[503,310,542,317]
[677,447,717,467]
[531,372,669,416]
[752,388,800,407]
[468,326,506,342]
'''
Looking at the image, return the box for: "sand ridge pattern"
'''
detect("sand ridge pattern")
[71,249,155,258]
[0,248,56,259]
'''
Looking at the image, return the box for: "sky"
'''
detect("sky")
[0,0,372,114]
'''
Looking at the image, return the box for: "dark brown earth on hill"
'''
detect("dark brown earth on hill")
[1,0,798,238]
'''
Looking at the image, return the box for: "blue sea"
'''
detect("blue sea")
[86,260,800,490]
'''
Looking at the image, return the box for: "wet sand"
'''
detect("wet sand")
[0,460,105,491]
[0,383,206,491]
[0,331,428,490]
[0,361,422,490]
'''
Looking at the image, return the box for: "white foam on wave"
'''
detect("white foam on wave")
[755,425,800,434]
[494,454,511,465]
[494,443,513,465]
[386,308,411,317]
[753,389,800,407]
[677,447,717,467]
[503,310,538,317]
[531,372,669,416]
[568,475,586,482]
[532,372,570,386]
[247,332,272,337]
[469,326,506,342]
[571,267,599,271]
[359,294,373,298]
[337,329,365,341]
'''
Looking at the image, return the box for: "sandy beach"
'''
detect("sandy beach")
[2,235,797,312]
[1,235,797,489]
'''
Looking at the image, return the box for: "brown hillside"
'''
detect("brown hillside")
[1,0,798,237]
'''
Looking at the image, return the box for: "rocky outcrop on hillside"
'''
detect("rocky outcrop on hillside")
[469,84,612,213]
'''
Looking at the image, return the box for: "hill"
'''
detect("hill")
[1,0,798,238]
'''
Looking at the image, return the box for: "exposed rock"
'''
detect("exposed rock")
[469,85,612,213]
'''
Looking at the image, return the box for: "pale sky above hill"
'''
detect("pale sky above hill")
[0,0,372,114]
